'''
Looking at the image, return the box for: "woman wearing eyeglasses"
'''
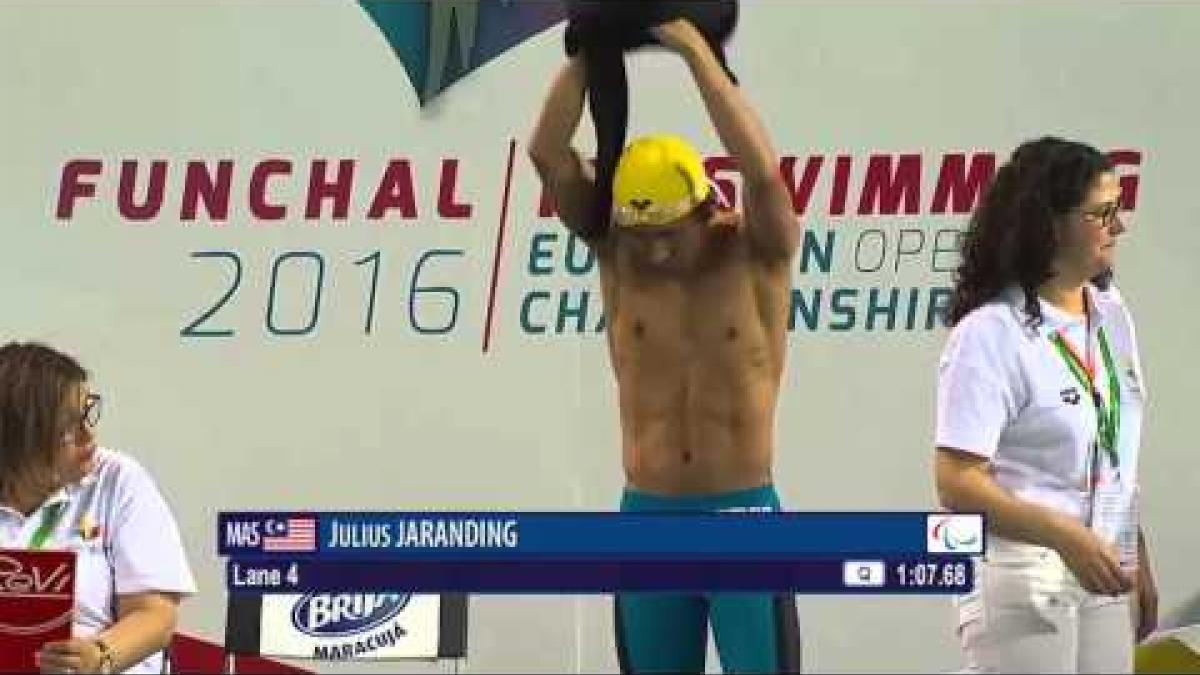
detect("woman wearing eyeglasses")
[0,342,195,674]
[933,137,1157,673]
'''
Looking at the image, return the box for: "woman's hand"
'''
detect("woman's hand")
[37,638,102,674]
[1052,519,1133,596]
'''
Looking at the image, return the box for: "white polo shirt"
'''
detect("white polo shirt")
[0,448,196,674]
[936,284,1147,521]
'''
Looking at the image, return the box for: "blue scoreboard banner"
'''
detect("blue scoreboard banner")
[218,511,983,594]
[218,512,985,558]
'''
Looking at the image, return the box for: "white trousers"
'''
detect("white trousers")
[956,536,1134,673]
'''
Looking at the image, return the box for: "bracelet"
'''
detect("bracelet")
[94,638,116,674]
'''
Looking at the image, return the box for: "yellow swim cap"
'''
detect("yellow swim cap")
[612,134,711,228]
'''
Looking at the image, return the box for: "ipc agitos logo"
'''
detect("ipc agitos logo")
[292,593,411,638]
[926,514,983,554]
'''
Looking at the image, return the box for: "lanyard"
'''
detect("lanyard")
[28,502,66,550]
[1050,323,1121,470]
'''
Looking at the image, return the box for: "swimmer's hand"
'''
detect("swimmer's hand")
[650,18,705,54]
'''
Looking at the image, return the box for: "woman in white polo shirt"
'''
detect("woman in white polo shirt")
[935,137,1158,673]
[0,342,195,674]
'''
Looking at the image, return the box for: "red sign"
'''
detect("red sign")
[0,549,76,672]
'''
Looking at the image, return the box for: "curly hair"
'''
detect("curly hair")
[947,137,1113,326]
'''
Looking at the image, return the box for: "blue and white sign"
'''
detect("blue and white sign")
[259,592,441,660]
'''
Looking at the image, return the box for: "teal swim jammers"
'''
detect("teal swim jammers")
[615,484,802,674]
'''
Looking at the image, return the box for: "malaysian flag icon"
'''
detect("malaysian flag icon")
[262,517,317,552]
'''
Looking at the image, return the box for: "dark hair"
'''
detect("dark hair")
[0,342,88,500]
[947,137,1113,326]
[693,190,720,223]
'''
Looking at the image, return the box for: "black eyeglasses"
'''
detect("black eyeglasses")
[1076,202,1122,228]
[79,393,102,430]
